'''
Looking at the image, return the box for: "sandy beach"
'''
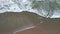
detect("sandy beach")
[15,26,60,34]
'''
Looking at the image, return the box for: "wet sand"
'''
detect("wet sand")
[0,11,60,34]
[15,26,60,34]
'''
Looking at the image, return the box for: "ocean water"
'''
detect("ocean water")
[0,0,60,18]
